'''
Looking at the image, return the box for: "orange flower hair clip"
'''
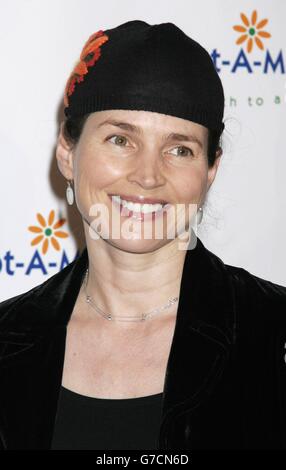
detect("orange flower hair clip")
[64,30,109,108]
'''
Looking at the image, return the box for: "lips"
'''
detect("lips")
[109,195,170,222]
[108,194,168,205]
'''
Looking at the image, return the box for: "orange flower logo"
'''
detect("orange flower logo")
[28,210,68,255]
[64,29,109,107]
[233,10,271,53]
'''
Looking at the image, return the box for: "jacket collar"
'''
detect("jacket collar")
[0,230,236,449]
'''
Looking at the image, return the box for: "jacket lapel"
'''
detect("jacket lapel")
[0,230,236,449]
[157,233,235,447]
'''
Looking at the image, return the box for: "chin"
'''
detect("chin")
[106,237,169,254]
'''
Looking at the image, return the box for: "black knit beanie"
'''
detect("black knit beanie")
[64,20,225,132]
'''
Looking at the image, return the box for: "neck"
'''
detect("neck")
[79,219,189,329]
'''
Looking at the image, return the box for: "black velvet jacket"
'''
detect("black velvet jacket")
[1,235,286,450]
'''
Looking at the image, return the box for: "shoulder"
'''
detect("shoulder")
[0,252,81,328]
[223,261,286,330]
[0,291,28,321]
[200,238,286,331]
[226,261,286,302]
[226,261,286,297]
[202,240,286,302]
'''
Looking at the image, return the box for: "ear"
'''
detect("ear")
[55,122,74,180]
[206,147,223,191]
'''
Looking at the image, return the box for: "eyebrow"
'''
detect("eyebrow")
[97,119,203,149]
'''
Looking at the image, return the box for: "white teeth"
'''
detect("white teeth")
[111,195,165,213]
[122,200,163,214]
[111,195,122,205]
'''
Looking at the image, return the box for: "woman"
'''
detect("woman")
[0,20,286,451]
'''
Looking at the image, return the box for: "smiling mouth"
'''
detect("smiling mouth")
[108,195,171,220]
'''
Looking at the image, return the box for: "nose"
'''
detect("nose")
[126,147,166,189]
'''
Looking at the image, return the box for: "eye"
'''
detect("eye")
[169,146,194,158]
[106,134,129,146]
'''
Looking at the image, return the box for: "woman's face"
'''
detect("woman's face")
[57,109,221,253]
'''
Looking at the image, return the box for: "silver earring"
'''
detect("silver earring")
[197,206,203,225]
[66,180,74,205]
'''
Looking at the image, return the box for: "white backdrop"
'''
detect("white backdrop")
[1,0,285,300]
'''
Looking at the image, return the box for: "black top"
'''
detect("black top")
[51,386,163,450]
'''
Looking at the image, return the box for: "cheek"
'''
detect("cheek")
[75,148,123,190]
[176,165,208,202]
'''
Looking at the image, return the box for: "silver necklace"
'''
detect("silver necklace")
[83,268,179,322]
